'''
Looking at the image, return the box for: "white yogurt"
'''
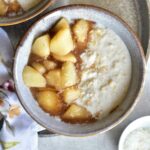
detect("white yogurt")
[76,26,132,119]
[123,128,150,150]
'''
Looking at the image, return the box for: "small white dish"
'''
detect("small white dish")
[119,116,150,150]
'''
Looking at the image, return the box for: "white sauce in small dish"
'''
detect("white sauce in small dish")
[123,128,150,150]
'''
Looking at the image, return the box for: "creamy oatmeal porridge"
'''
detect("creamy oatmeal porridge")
[76,27,132,119]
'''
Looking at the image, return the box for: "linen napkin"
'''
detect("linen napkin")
[0,28,44,150]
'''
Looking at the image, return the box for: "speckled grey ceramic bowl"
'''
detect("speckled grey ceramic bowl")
[13,5,146,136]
[0,0,56,26]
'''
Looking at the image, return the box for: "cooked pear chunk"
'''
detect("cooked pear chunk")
[53,18,69,32]
[50,28,74,56]
[45,69,62,89]
[32,34,50,58]
[62,104,91,122]
[73,19,91,43]
[43,60,57,70]
[61,62,78,88]
[0,0,8,16]
[32,62,46,74]
[63,86,80,104]
[23,66,46,87]
[36,91,63,115]
[53,53,77,63]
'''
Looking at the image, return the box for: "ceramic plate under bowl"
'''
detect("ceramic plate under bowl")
[0,0,56,26]
[13,5,145,136]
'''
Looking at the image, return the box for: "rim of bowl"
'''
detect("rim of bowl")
[13,4,146,136]
[118,116,150,150]
[0,0,56,26]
